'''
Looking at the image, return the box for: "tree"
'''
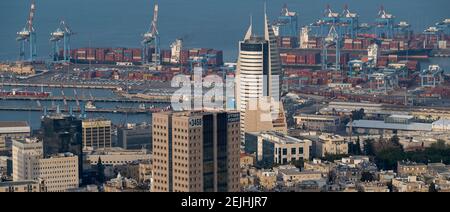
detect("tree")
[360,172,375,182]
[290,158,305,170]
[351,108,365,120]
[431,140,448,150]
[328,171,337,184]
[355,137,362,155]
[375,147,405,170]
[322,154,348,162]
[387,182,394,192]
[429,183,438,192]
[364,139,376,156]
[390,135,403,151]
[96,157,105,184]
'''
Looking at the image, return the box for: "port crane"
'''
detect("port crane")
[273,4,299,37]
[435,19,450,35]
[16,0,37,62]
[322,25,341,71]
[340,5,359,38]
[50,21,75,62]
[320,5,340,37]
[375,6,395,38]
[394,21,411,39]
[142,4,160,67]
[423,26,443,49]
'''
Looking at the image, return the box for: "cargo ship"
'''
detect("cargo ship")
[0,89,51,97]
[384,48,433,57]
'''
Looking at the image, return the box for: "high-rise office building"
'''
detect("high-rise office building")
[12,138,43,181]
[151,111,241,192]
[12,138,79,192]
[236,11,286,140]
[81,119,112,149]
[40,114,83,180]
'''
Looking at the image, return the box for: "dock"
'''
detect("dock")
[0,96,171,104]
[0,106,162,114]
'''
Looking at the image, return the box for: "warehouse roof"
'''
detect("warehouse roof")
[348,120,432,131]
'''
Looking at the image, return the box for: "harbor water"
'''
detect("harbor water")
[1,0,449,62]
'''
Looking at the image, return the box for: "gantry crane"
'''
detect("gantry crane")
[51,21,75,62]
[16,0,37,62]
[340,5,359,38]
[322,25,341,71]
[375,6,395,38]
[142,4,160,66]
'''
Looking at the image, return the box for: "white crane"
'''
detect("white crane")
[16,0,37,61]
[142,4,160,67]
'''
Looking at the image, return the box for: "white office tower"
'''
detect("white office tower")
[12,138,43,181]
[12,138,79,192]
[170,39,183,64]
[236,11,287,141]
[368,43,379,67]
[300,27,310,49]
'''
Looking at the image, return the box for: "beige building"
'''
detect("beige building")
[12,138,43,181]
[294,114,341,132]
[0,63,35,75]
[0,180,46,192]
[244,98,288,136]
[0,121,31,152]
[139,161,152,183]
[84,148,151,166]
[151,111,241,192]
[278,168,323,184]
[240,153,255,167]
[82,119,112,149]
[257,171,277,190]
[313,134,349,157]
[34,153,79,192]
[245,131,311,166]
[357,182,390,192]
[104,173,140,192]
[378,170,397,183]
[12,138,79,192]
[392,176,428,192]
[304,159,335,175]
[397,161,428,177]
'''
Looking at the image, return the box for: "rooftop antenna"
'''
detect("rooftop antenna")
[264,1,267,15]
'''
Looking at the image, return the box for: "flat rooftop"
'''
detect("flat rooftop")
[250,131,310,145]
[0,121,29,128]
[348,120,432,131]
[0,181,39,186]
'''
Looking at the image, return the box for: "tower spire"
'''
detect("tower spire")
[264,1,271,41]
[244,14,253,40]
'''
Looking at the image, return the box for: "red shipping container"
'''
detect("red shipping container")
[296,55,306,64]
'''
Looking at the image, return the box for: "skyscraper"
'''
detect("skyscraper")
[12,138,43,181]
[39,114,83,181]
[81,119,112,149]
[236,10,286,140]
[151,111,240,192]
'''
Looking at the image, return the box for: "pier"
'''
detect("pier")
[0,106,163,114]
[0,96,171,104]
[0,82,120,90]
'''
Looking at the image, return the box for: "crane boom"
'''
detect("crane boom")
[151,4,159,35]
[27,0,36,32]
